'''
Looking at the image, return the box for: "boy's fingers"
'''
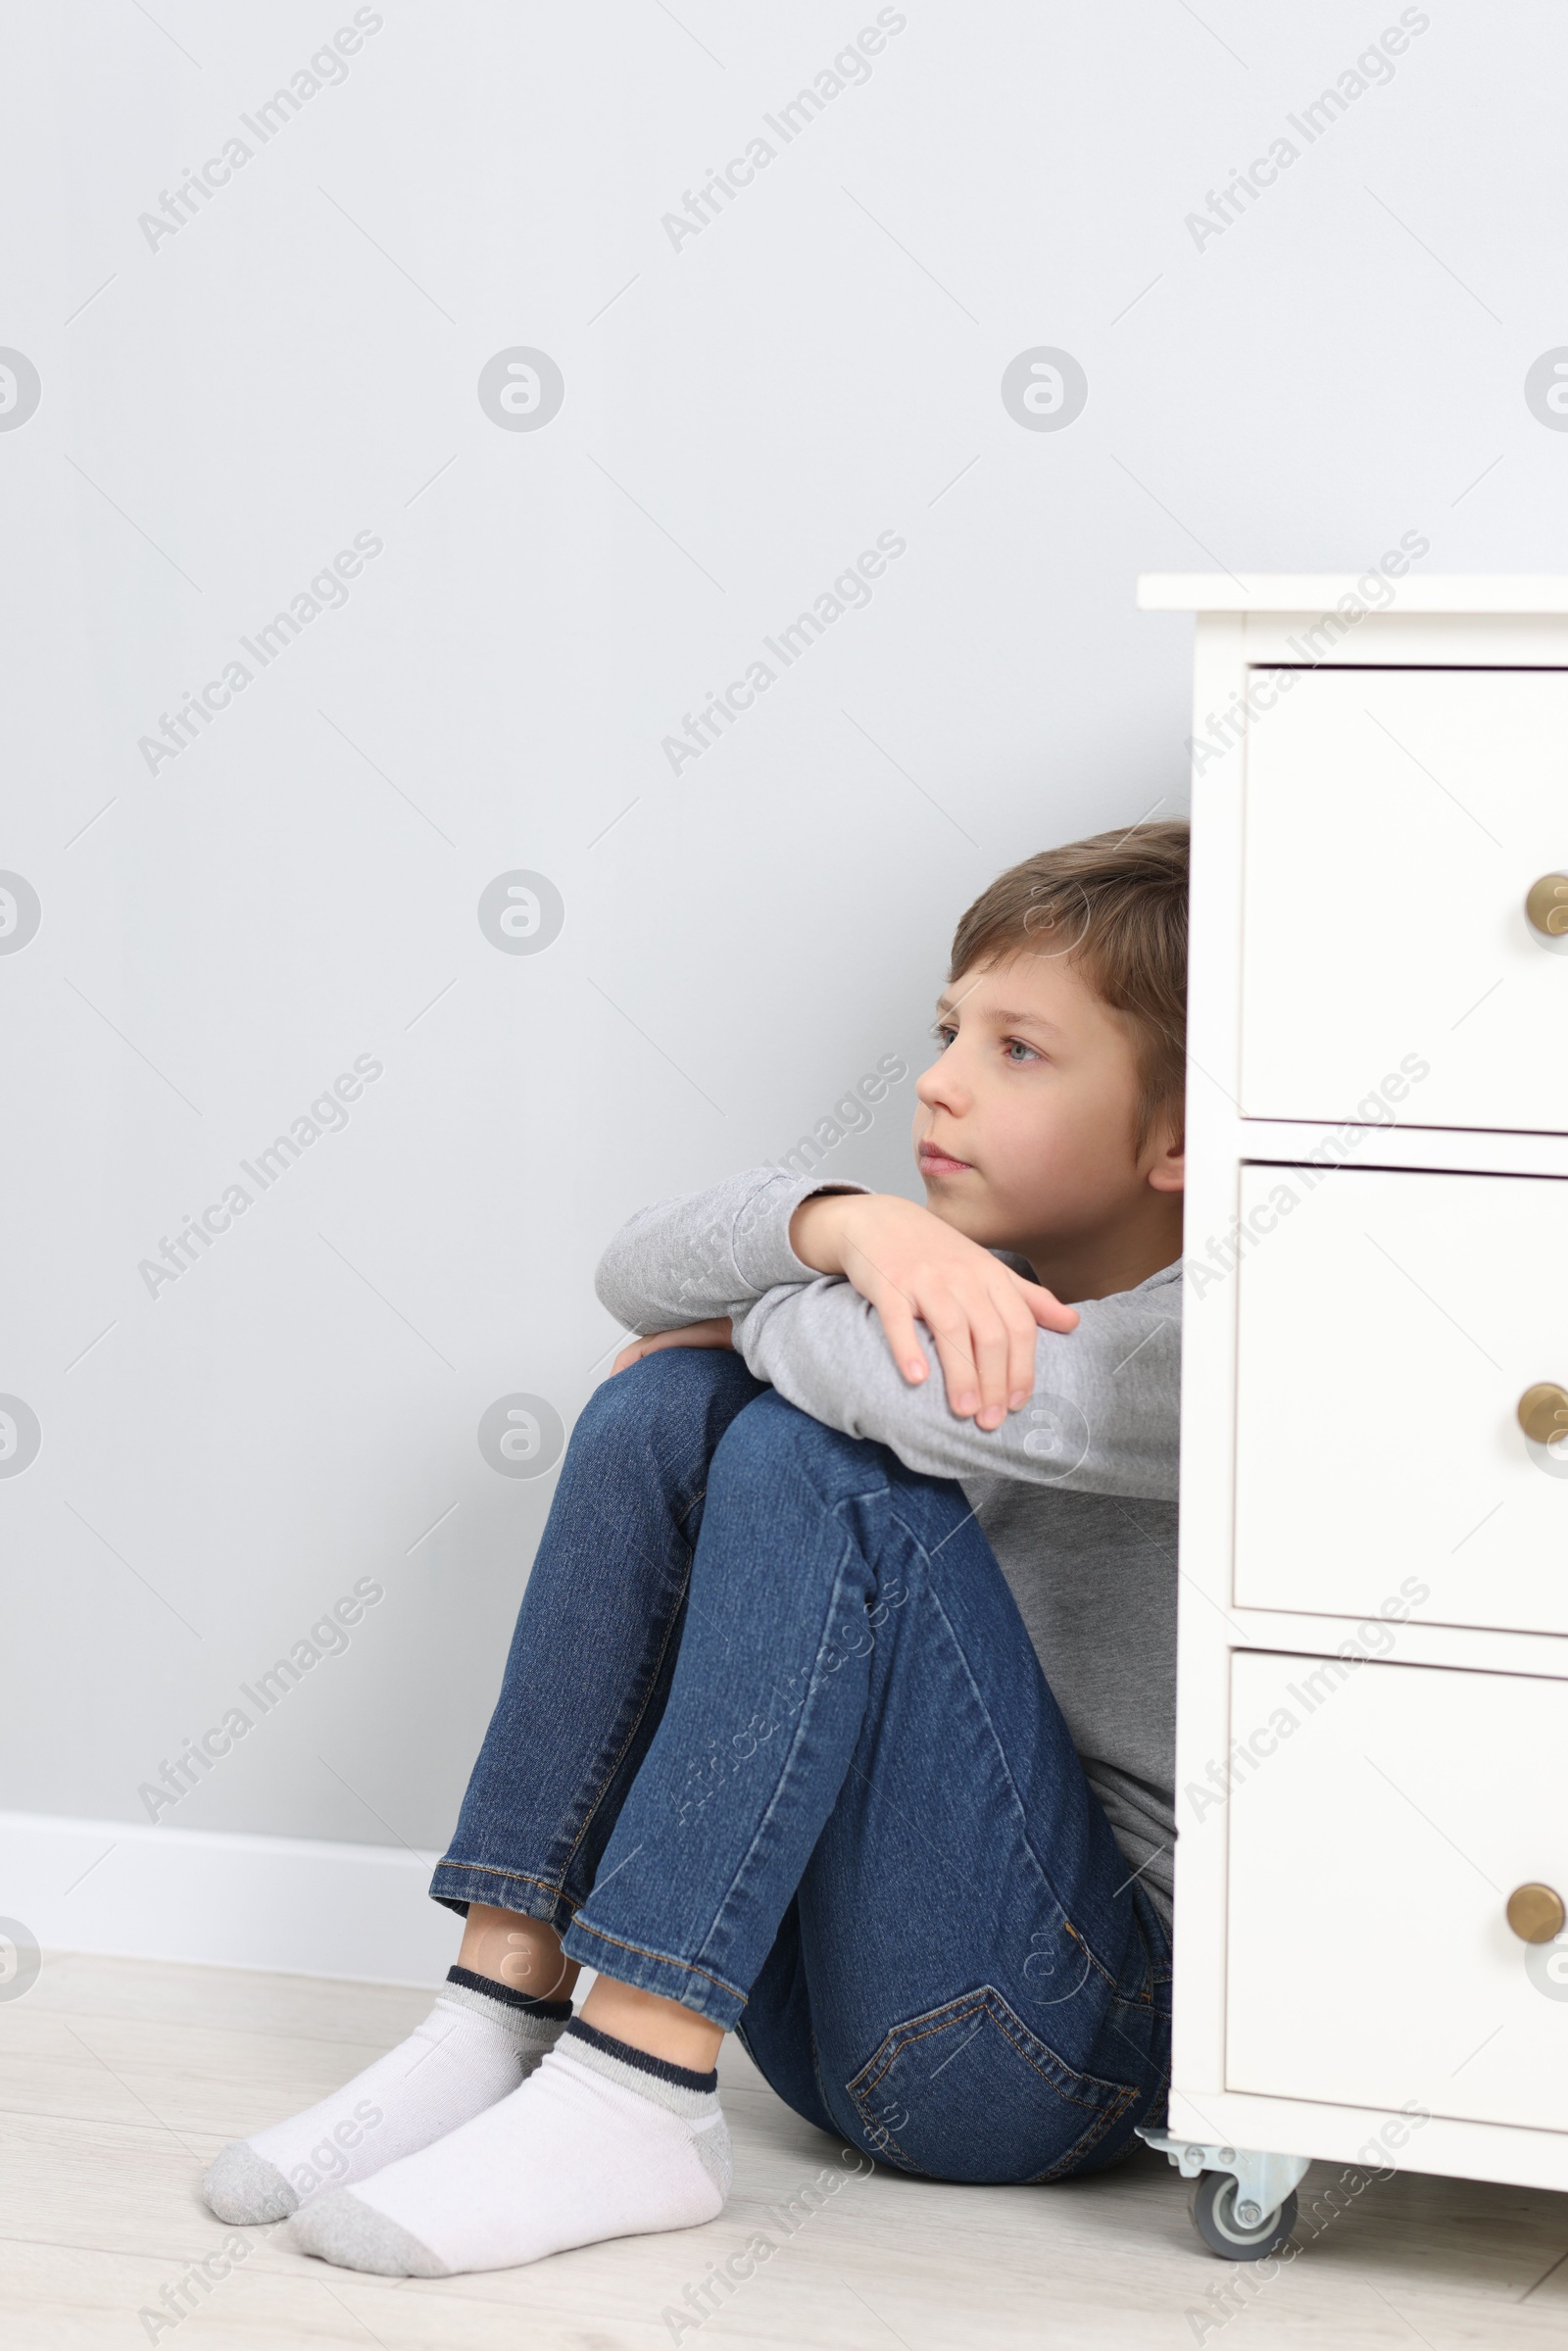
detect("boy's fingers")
[680,1317,735,1347]
[966,1307,1012,1428]
[996,1292,1040,1408]
[612,1321,732,1378]
[924,1303,981,1416]
[1019,1280,1079,1334]
[870,1292,928,1385]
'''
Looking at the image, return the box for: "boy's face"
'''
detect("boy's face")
[911,950,1183,1263]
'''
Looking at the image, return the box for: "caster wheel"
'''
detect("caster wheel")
[1190,2170,1298,2260]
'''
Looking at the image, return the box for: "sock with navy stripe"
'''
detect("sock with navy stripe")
[200,1967,571,2225]
[288,2017,731,2277]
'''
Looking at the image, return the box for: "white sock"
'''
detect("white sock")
[287,2020,731,2276]
[199,1970,570,2223]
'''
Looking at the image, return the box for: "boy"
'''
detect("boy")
[200,819,1188,2278]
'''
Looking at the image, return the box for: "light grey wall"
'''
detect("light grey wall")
[3,0,1557,1850]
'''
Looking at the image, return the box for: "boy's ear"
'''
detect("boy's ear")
[1147,1120,1186,1194]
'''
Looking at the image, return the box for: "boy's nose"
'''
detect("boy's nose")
[916,1057,967,1114]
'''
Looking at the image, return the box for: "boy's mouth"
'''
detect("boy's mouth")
[918,1141,974,1179]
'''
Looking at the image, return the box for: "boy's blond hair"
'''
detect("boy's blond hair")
[950,819,1189,1155]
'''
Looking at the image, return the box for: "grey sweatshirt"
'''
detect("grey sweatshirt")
[595,1167,1181,1930]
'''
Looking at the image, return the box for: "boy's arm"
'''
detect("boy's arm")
[732,1271,1182,1498]
[593,1167,865,1335]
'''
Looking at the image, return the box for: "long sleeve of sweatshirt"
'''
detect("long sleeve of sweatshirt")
[593,1165,866,1334]
[735,1266,1180,1498]
[594,1166,1181,1498]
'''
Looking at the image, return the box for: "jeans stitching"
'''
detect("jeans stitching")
[565,1916,746,2008]
[565,1363,768,1883]
[888,1512,1123,1995]
[848,1988,1144,2180]
[1032,2082,1141,2181]
[690,1520,864,1971]
[441,1455,708,1917]
[430,1861,578,1920]
[1060,1916,1117,1997]
[554,1481,708,1902]
[856,1995,1122,2119]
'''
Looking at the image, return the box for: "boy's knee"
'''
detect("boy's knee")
[576,1346,755,1451]
[710,1396,969,1576]
[710,1388,866,1489]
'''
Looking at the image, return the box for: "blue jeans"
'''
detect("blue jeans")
[430,1349,1170,2183]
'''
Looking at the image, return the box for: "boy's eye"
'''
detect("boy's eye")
[1004,1038,1041,1063]
[931,1023,956,1051]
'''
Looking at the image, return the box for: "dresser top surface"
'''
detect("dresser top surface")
[1137,574,1568,614]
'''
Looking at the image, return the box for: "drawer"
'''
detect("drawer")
[1240,666,1568,1135]
[1232,1163,1568,1636]
[1225,1651,1568,2130]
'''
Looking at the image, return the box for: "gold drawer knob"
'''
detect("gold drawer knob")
[1518,1384,1568,1445]
[1507,1884,1566,1943]
[1526,873,1568,938]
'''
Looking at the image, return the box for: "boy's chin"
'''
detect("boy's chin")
[923,1190,996,1240]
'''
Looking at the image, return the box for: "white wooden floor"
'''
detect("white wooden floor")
[5,1952,1568,2350]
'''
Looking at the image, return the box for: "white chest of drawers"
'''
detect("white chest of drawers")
[1136,574,1568,2258]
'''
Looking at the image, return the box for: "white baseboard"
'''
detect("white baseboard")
[0,1810,460,1985]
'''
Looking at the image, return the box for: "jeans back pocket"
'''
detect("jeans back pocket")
[847,1985,1142,2184]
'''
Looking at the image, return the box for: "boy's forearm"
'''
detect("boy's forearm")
[788,1192,858,1276]
[595,1168,865,1335]
[734,1274,1180,1496]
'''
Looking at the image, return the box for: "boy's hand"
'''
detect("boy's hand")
[611,1317,733,1377]
[789,1194,1078,1430]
